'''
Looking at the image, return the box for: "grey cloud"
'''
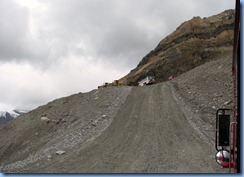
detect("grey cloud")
[0,0,30,60]
[95,20,153,66]
[0,0,53,67]
[0,0,235,111]
[0,0,235,69]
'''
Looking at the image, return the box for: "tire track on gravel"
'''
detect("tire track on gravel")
[27,83,224,173]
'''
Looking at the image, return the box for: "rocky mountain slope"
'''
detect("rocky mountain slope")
[0,10,234,173]
[0,55,232,173]
[119,10,234,85]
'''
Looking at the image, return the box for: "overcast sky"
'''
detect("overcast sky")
[0,0,235,111]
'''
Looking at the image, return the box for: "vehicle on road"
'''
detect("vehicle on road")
[138,76,156,86]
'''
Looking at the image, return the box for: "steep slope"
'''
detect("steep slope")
[170,55,233,144]
[119,10,234,85]
[0,87,132,171]
[15,83,223,173]
[0,9,234,173]
[0,55,232,173]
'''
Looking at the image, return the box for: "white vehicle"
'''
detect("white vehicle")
[138,76,156,86]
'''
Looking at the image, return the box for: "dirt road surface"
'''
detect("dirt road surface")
[21,83,224,173]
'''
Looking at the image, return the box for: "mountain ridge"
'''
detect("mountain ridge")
[118,9,234,85]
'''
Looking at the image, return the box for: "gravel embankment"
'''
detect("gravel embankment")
[0,86,132,172]
[169,56,233,144]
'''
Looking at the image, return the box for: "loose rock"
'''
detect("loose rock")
[55,150,66,155]
[224,100,232,105]
[40,116,50,124]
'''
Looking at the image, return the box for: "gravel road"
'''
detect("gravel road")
[20,83,224,173]
[1,56,232,173]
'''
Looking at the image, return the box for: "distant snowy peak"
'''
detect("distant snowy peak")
[0,110,29,124]
[0,111,19,118]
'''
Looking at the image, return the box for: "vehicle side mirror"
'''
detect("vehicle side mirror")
[216,109,231,150]
[215,150,230,168]
[218,114,230,146]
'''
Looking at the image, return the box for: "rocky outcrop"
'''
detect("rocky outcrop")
[119,10,234,86]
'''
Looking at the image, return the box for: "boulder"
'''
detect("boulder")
[40,116,50,124]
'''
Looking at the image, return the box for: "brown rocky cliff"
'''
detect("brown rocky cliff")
[119,9,234,86]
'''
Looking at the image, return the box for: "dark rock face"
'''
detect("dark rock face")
[119,10,234,86]
[0,113,14,124]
